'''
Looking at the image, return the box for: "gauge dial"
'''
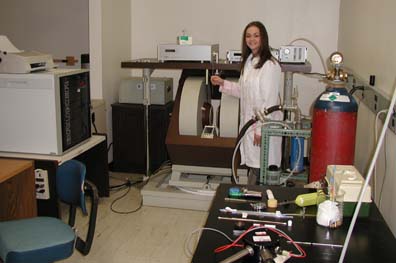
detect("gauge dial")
[330,52,343,64]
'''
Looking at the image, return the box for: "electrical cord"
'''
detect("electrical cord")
[107,142,113,153]
[109,184,129,193]
[91,112,98,134]
[214,225,306,258]
[349,85,364,95]
[184,227,234,258]
[109,161,173,214]
[374,110,389,209]
[144,160,172,183]
[299,72,327,81]
[110,180,144,214]
[109,173,141,190]
[373,109,388,202]
[109,181,130,189]
[378,132,388,210]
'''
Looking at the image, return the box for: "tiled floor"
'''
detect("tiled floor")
[60,172,208,263]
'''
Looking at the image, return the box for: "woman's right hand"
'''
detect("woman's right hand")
[210,75,224,86]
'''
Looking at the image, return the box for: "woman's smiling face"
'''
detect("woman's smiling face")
[245,25,261,56]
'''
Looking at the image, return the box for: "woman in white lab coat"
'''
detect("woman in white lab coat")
[211,21,282,184]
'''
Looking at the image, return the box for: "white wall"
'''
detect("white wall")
[100,0,132,162]
[89,0,103,99]
[338,0,396,236]
[0,0,89,68]
[89,0,132,162]
[130,0,341,116]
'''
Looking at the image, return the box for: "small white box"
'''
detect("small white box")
[326,165,371,203]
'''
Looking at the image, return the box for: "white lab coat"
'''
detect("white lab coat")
[220,55,282,168]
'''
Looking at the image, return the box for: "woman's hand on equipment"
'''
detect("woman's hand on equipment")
[210,75,224,86]
[253,133,261,146]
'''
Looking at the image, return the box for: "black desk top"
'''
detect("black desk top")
[192,184,396,263]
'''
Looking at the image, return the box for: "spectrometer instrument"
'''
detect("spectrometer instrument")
[157,44,219,62]
[278,45,307,64]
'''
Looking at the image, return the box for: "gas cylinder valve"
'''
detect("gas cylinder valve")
[326,51,348,83]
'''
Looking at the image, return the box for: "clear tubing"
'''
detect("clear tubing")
[289,37,327,73]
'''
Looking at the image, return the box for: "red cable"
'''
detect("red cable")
[266,227,306,258]
[214,225,306,258]
[214,225,255,253]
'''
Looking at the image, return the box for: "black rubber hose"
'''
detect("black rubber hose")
[236,118,258,144]
[264,105,283,115]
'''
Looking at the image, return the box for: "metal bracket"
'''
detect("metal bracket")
[346,75,396,134]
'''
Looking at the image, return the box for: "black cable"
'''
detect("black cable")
[109,181,129,189]
[302,72,326,76]
[379,133,388,208]
[110,179,142,190]
[142,160,172,184]
[91,112,98,134]
[110,186,142,214]
[350,85,364,95]
[107,142,113,153]
[109,161,172,214]
[110,180,144,214]
[109,185,128,192]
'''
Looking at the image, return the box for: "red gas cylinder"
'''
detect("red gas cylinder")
[309,85,358,182]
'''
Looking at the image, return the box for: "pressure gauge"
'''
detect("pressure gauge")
[326,51,347,83]
[330,52,343,65]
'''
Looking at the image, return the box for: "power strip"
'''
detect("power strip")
[35,169,50,200]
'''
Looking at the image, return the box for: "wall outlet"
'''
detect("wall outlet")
[35,169,50,200]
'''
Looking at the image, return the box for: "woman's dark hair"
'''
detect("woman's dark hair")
[240,21,275,74]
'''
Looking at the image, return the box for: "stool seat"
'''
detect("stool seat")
[0,217,75,263]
